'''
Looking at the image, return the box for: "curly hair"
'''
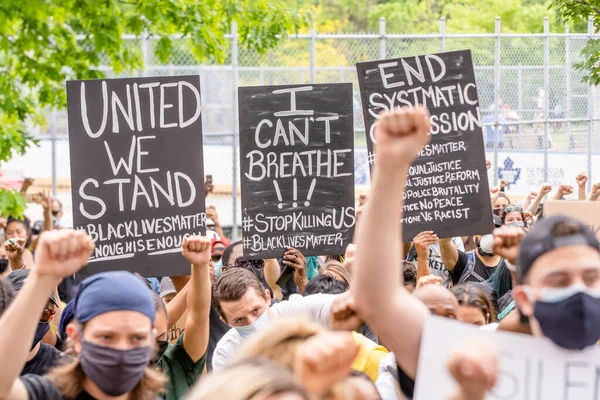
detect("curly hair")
[0,278,16,315]
[499,205,527,227]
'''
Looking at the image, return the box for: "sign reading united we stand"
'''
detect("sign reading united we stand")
[238,84,355,259]
[67,75,206,277]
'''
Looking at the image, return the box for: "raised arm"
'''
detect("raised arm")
[165,280,190,328]
[553,184,573,201]
[181,236,212,362]
[439,238,459,272]
[353,107,431,380]
[588,182,600,202]
[206,206,226,240]
[0,230,93,399]
[526,184,552,214]
[576,173,588,201]
[413,231,438,280]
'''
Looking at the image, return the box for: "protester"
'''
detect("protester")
[0,230,167,400]
[187,358,311,400]
[402,262,417,293]
[211,240,226,276]
[159,277,177,305]
[499,205,527,228]
[303,274,349,296]
[406,231,464,287]
[412,279,459,319]
[495,216,600,350]
[353,107,498,400]
[318,260,351,286]
[153,235,211,400]
[439,221,507,285]
[3,269,68,376]
[451,283,496,326]
[5,217,35,271]
[211,268,345,371]
[231,318,362,398]
[0,243,9,277]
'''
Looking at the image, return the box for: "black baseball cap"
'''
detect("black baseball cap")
[493,214,502,228]
[517,214,599,281]
[7,270,59,307]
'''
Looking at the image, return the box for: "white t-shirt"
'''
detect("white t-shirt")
[212,293,335,372]
[406,237,465,288]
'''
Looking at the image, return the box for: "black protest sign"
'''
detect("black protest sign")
[67,76,206,276]
[357,50,493,240]
[239,84,355,259]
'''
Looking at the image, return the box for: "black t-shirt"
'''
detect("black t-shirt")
[396,363,415,399]
[450,250,503,285]
[20,374,161,400]
[21,343,70,376]
[207,303,229,372]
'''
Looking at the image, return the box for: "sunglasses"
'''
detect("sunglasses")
[40,308,56,323]
[231,257,264,271]
[211,254,222,262]
[504,205,523,213]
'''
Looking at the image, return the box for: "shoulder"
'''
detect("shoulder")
[212,328,241,370]
[20,374,64,400]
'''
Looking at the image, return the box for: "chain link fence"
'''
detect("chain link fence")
[8,17,600,238]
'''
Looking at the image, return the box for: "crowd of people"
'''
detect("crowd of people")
[0,106,598,400]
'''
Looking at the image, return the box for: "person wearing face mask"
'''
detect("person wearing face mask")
[4,269,70,376]
[440,214,507,285]
[0,230,167,400]
[211,240,226,276]
[152,235,211,400]
[495,216,600,350]
[500,204,527,229]
[211,268,341,372]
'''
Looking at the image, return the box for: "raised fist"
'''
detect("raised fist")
[557,184,574,196]
[576,172,588,187]
[447,339,497,400]
[182,235,212,266]
[539,184,552,195]
[492,226,525,265]
[500,179,509,189]
[375,107,431,167]
[35,230,94,279]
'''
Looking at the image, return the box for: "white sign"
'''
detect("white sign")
[415,317,600,400]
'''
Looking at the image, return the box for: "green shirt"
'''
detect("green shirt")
[157,332,207,400]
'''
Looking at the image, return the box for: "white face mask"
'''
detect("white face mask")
[478,234,495,255]
[234,308,271,339]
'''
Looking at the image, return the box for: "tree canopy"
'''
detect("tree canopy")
[0,0,305,216]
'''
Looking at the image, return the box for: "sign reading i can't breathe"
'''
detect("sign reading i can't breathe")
[66,76,206,277]
[356,50,493,240]
[238,84,355,259]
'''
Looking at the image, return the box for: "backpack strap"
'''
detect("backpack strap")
[458,251,488,283]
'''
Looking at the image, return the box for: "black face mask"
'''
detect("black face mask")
[0,259,8,274]
[152,340,169,364]
[51,210,60,217]
[493,208,501,216]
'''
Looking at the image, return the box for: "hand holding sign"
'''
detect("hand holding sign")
[35,230,94,279]
[413,231,438,259]
[181,236,211,267]
[375,107,431,169]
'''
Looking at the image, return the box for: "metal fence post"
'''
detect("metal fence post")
[310,28,316,83]
[588,16,594,184]
[493,17,501,186]
[543,17,549,183]
[565,26,573,157]
[440,17,446,52]
[51,109,57,196]
[379,18,386,59]
[231,21,239,240]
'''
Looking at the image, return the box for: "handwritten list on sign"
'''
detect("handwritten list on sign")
[356,50,493,239]
[66,76,206,277]
[239,84,355,259]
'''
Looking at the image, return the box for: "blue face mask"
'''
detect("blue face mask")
[213,259,223,276]
[234,308,271,339]
[529,284,600,350]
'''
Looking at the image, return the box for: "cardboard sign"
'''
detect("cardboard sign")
[415,316,600,399]
[238,84,355,259]
[544,200,600,239]
[66,76,206,276]
[356,50,493,240]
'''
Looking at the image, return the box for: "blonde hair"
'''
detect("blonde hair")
[233,318,355,400]
[319,261,351,285]
[187,358,312,400]
[47,341,166,400]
